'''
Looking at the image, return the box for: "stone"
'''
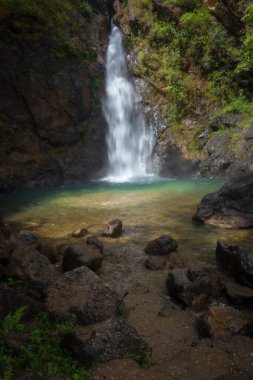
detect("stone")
[145,234,177,256]
[16,230,37,245]
[71,228,87,238]
[62,243,103,272]
[145,256,165,271]
[86,235,104,254]
[223,280,253,305]
[216,241,253,288]
[61,317,151,365]
[193,174,253,228]
[197,303,248,338]
[7,245,59,293]
[46,266,121,325]
[0,284,44,320]
[0,239,17,264]
[37,242,60,264]
[166,265,222,311]
[103,219,122,238]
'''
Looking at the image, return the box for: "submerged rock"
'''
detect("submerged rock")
[61,317,151,365]
[193,174,253,228]
[103,219,122,238]
[216,241,253,289]
[71,228,87,238]
[145,234,177,256]
[197,303,248,339]
[166,265,222,311]
[16,230,37,245]
[62,243,103,272]
[46,266,121,325]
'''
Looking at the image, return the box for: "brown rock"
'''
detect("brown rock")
[145,256,165,271]
[103,219,122,238]
[46,266,121,325]
[145,234,178,256]
[62,243,103,272]
[223,280,253,305]
[16,230,37,245]
[197,303,248,338]
[71,228,87,238]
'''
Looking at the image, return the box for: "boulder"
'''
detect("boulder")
[166,265,222,311]
[62,243,103,272]
[16,230,37,245]
[46,266,121,325]
[103,219,122,238]
[86,235,104,254]
[61,317,151,365]
[216,241,253,288]
[193,174,253,228]
[37,242,60,264]
[197,303,248,338]
[223,280,253,305]
[7,245,59,293]
[145,234,177,256]
[145,256,165,271]
[0,239,17,264]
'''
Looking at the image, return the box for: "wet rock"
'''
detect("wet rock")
[223,280,253,305]
[193,174,253,228]
[197,303,248,339]
[216,241,253,288]
[61,317,151,365]
[145,256,165,271]
[103,219,122,238]
[37,242,59,264]
[145,234,177,256]
[0,239,17,264]
[71,228,87,238]
[166,265,222,311]
[62,243,103,272]
[86,235,104,254]
[7,245,59,294]
[46,266,121,325]
[16,230,37,245]
[0,284,44,320]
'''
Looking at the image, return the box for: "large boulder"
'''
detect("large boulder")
[197,303,248,338]
[62,243,103,272]
[46,266,121,325]
[145,234,177,256]
[193,174,253,228]
[223,280,253,305]
[7,245,59,294]
[166,265,222,311]
[216,241,253,288]
[61,317,151,365]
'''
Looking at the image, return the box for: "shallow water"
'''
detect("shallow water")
[1,178,253,290]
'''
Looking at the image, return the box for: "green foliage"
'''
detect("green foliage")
[208,71,233,100]
[243,4,253,27]
[79,1,93,17]
[116,301,128,317]
[180,9,212,32]
[164,0,201,12]
[0,305,27,334]
[126,347,152,369]
[236,4,253,73]
[219,96,253,117]
[0,309,90,380]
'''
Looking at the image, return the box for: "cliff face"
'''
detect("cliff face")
[115,0,253,178]
[0,0,113,191]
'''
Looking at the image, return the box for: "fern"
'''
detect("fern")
[0,305,27,333]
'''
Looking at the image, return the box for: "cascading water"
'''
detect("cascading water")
[103,24,154,182]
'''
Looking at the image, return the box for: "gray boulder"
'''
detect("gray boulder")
[62,243,103,272]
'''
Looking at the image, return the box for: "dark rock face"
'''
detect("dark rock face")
[0,9,110,192]
[206,0,244,35]
[223,280,253,305]
[46,266,121,325]
[216,241,253,288]
[103,219,123,238]
[166,265,222,311]
[197,303,248,338]
[145,234,177,256]
[62,243,103,272]
[16,230,37,245]
[193,174,253,228]
[61,317,151,365]
[7,245,59,293]
[86,235,104,254]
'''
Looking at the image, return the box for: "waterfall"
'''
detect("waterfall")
[103,24,154,182]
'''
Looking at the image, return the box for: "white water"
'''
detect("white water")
[103,24,154,183]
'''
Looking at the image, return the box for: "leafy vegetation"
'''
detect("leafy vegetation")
[0,307,90,380]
